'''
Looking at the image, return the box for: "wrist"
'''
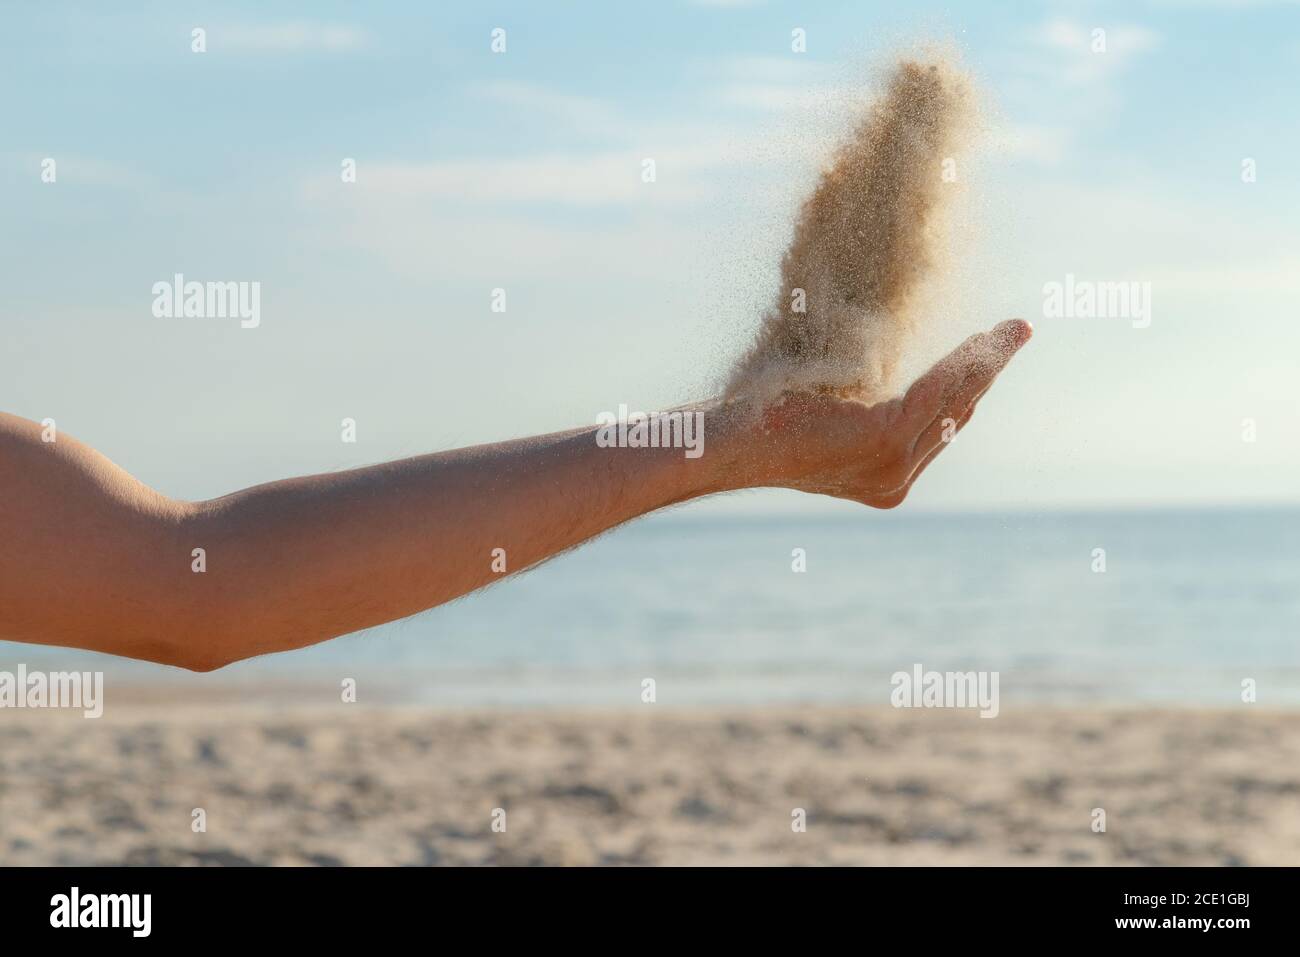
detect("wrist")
[684,398,765,496]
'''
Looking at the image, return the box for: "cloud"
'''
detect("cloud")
[1033,19,1160,86]
[313,154,713,207]
[1148,0,1299,7]
[1146,254,1300,296]
[218,22,369,54]
[713,56,820,83]
[987,124,1072,165]
[12,152,156,189]
[712,80,838,113]
[294,62,903,284]
[302,64,831,213]
[477,81,621,136]
[984,18,1161,154]
[302,210,711,282]
[702,54,842,112]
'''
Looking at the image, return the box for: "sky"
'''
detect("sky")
[2,0,1298,513]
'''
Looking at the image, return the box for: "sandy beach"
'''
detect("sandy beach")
[3,701,1298,866]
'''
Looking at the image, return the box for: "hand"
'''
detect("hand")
[731,319,1033,507]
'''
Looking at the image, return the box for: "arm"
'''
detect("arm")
[0,320,1030,671]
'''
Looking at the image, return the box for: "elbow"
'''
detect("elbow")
[91,626,245,673]
[172,647,241,673]
[149,590,248,673]
[159,500,249,673]
[144,626,245,673]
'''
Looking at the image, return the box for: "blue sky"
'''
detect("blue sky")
[2,0,1298,511]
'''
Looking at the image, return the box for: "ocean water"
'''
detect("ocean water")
[5,507,1300,708]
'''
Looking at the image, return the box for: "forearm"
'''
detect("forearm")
[179,405,742,668]
[1,406,746,671]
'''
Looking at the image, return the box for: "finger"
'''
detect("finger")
[959,319,1033,406]
[902,319,1033,434]
[900,332,982,425]
[891,319,1031,500]
[889,393,983,500]
[866,328,1022,506]
[906,382,990,487]
[909,319,1032,460]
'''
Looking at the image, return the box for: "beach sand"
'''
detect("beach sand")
[3,701,1298,866]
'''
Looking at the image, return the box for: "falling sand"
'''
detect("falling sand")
[726,57,976,408]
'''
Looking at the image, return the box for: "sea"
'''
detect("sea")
[4,507,1299,709]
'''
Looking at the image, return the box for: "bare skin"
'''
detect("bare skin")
[0,320,1031,671]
